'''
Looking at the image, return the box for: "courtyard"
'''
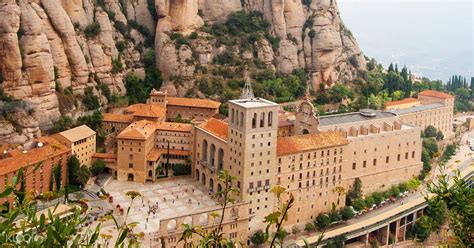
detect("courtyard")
[102,176,221,235]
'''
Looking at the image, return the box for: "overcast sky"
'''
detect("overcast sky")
[337,0,473,81]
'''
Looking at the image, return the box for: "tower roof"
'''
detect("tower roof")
[240,81,255,100]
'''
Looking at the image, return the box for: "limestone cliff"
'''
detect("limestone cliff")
[0,0,365,145]
[155,0,366,95]
[0,0,153,144]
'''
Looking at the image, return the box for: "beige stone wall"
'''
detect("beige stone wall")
[166,105,218,121]
[158,203,249,248]
[294,101,319,135]
[193,128,228,193]
[398,107,451,136]
[103,121,130,135]
[155,130,193,151]
[116,136,154,183]
[71,134,96,166]
[343,127,423,195]
[227,100,279,232]
[276,145,346,228]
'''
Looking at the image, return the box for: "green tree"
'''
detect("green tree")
[423,125,437,138]
[427,169,474,246]
[413,216,432,242]
[315,213,331,230]
[352,198,366,212]
[90,159,106,176]
[436,130,444,141]
[425,200,447,228]
[84,22,101,38]
[346,177,362,205]
[340,206,355,220]
[250,230,268,247]
[67,156,81,186]
[53,162,62,191]
[83,86,100,110]
[76,165,91,187]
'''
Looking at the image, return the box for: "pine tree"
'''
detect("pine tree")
[388,63,394,72]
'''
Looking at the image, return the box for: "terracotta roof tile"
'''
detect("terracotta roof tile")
[103,113,134,123]
[167,97,221,109]
[0,137,70,175]
[155,122,192,132]
[147,148,191,161]
[92,153,117,159]
[277,131,348,156]
[117,120,156,140]
[126,104,166,118]
[385,98,419,107]
[419,90,454,99]
[199,118,228,140]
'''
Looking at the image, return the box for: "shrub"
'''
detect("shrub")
[111,58,123,74]
[302,0,312,7]
[90,160,106,176]
[116,41,126,53]
[83,86,100,110]
[340,207,354,220]
[304,222,315,232]
[291,225,300,235]
[84,22,101,38]
[188,32,198,39]
[315,213,331,230]
[329,209,341,222]
[250,230,267,246]
[352,199,366,211]
[414,216,432,242]
[114,21,128,36]
[172,164,191,176]
[371,192,384,205]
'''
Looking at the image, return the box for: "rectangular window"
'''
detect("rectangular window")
[386,156,389,163]
[128,163,133,168]
[352,163,356,170]
[363,161,366,168]
[373,159,377,166]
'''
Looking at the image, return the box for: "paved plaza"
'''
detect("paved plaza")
[103,177,221,234]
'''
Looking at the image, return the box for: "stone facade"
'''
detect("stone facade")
[54,125,96,166]
[387,90,455,138]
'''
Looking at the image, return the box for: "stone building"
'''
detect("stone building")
[0,137,70,205]
[149,89,221,121]
[53,125,96,166]
[385,90,455,138]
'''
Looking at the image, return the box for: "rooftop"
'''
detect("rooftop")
[155,122,192,133]
[229,98,278,109]
[385,98,419,107]
[0,136,70,175]
[126,104,166,118]
[167,97,221,109]
[419,90,454,99]
[199,118,228,141]
[58,125,96,142]
[117,120,156,140]
[390,103,444,115]
[319,111,397,126]
[103,113,134,123]
[277,131,348,156]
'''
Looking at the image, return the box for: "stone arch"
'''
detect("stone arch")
[260,112,265,127]
[240,112,244,127]
[209,178,214,192]
[268,111,273,126]
[202,139,208,163]
[217,148,224,171]
[127,173,134,181]
[148,170,152,178]
[210,144,216,168]
[199,213,208,226]
[252,113,257,128]
[217,183,222,192]
[303,129,310,134]
[196,169,200,181]
[231,109,235,124]
[167,219,177,232]
[202,173,206,185]
[183,216,193,226]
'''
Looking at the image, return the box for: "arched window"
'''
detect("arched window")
[196,169,200,181]
[210,144,216,168]
[235,110,239,126]
[218,148,224,171]
[231,109,235,124]
[260,112,265,128]
[240,112,244,127]
[148,170,152,177]
[202,173,206,185]
[209,178,214,192]
[252,113,257,128]
[202,140,208,163]
[268,111,273,127]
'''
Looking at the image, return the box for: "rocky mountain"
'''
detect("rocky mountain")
[0,0,365,145]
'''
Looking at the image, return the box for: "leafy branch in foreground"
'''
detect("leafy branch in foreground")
[179,170,239,247]
[426,166,473,246]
